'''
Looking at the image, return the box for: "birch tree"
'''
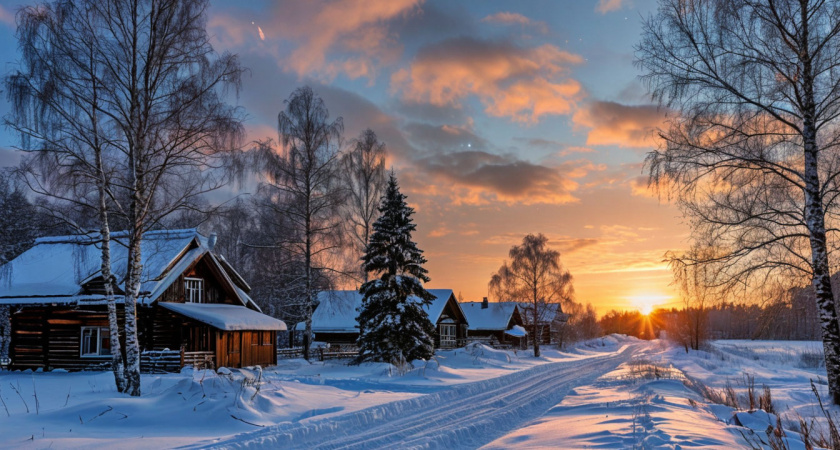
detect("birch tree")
[6,0,243,396]
[638,0,840,404]
[7,1,127,390]
[341,129,387,282]
[255,86,344,360]
[489,234,573,357]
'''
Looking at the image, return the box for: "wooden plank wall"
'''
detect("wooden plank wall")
[216,330,275,368]
[10,305,121,371]
[157,257,238,305]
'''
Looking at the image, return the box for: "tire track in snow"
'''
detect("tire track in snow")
[200,344,640,449]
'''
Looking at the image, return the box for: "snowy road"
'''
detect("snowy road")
[197,343,640,449]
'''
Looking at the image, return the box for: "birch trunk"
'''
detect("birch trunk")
[803,128,840,405]
[98,190,126,393]
[123,225,143,396]
[0,305,9,363]
[532,301,541,358]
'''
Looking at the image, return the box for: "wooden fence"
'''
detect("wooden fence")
[277,346,359,361]
[139,349,215,373]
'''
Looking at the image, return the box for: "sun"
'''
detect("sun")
[627,294,670,316]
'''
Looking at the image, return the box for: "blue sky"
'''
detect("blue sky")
[0,0,686,312]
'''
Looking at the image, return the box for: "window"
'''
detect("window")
[80,327,111,357]
[185,277,203,303]
[439,322,457,348]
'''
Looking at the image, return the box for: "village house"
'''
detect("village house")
[520,303,570,345]
[461,298,527,348]
[299,289,469,349]
[0,229,286,371]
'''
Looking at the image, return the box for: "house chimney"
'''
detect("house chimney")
[208,232,218,250]
[482,297,488,309]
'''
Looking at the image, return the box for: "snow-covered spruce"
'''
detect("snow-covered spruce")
[356,174,436,364]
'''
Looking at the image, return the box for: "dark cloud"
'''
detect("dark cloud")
[389,3,475,43]
[513,137,564,149]
[415,150,579,205]
[390,99,471,125]
[555,238,599,254]
[403,122,488,153]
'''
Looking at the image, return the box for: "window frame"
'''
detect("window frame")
[184,277,204,303]
[439,323,457,348]
[80,326,111,357]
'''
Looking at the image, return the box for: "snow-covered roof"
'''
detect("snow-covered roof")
[159,302,286,331]
[298,289,463,332]
[0,229,253,308]
[505,325,527,337]
[461,302,518,331]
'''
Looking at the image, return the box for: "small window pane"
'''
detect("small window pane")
[81,328,96,356]
[99,328,111,356]
[185,278,204,303]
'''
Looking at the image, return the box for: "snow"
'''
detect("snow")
[461,301,517,330]
[158,303,286,331]
[0,229,253,308]
[505,325,527,337]
[299,289,464,333]
[1,337,836,448]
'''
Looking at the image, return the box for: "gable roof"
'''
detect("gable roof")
[160,302,285,331]
[0,229,256,309]
[461,302,518,331]
[298,289,466,332]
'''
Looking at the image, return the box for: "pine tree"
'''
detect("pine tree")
[356,174,436,363]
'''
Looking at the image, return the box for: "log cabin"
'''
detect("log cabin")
[299,289,469,349]
[520,302,570,345]
[461,298,527,348]
[0,229,286,371]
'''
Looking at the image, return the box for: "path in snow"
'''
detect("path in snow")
[193,343,640,449]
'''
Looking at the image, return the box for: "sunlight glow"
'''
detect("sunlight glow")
[626,294,670,316]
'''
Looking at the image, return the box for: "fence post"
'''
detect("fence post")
[179,345,185,368]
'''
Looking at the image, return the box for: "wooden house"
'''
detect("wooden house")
[0,229,286,371]
[461,298,527,348]
[520,302,569,345]
[299,289,469,349]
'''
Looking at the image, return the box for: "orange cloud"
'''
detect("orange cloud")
[284,0,419,80]
[481,12,549,34]
[393,37,584,122]
[573,101,667,148]
[209,1,419,81]
[0,5,14,26]
[596,0,626,14]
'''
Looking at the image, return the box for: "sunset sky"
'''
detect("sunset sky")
[0,0,689,313]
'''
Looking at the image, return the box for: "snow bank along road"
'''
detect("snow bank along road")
[196,343,640,449]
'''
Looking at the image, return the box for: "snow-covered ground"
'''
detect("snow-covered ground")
[0,337,633,449]
[0,337,836,449]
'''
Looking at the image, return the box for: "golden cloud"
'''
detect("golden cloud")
[596,0,626,14]
[481,12,549,34]
[392,37,584,122]
[573,101,667,148]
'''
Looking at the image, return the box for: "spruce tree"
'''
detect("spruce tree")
[356,174,436,363]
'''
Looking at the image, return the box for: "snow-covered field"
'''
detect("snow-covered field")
[0,337,837,449]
